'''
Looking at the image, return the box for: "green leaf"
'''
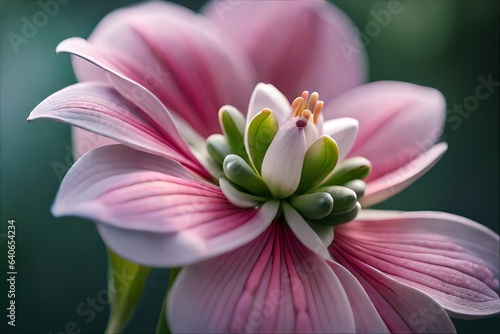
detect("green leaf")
[295,135,339,194]
[219,106,248,160]
[105,248,151,334]
[322,157,371,186]
[245,108,278,172]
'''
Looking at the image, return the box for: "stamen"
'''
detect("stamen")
[302,109,311,120]
[291,97,304,117]
[312,100,324,125]
[291,91,324,123]
[308,92,319,111]
[301,91,309,102]
[297,91,310,117]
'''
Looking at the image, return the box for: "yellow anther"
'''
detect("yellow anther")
[291,91,324,124]
[291,97,305,117]
[302,109,312,120]
[301,91,309,102]
[308,92,319,111]
[312,100,324,125]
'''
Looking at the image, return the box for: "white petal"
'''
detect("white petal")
[282,202,332,260]
[247,83,291,127]
[308,221,335,249]
[261,119,306,198]
[322,117,358,161]
[219,178,266,208]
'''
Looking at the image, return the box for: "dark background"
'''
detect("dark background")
[1,0,498,333]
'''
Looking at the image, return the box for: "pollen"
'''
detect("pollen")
[291,91,324,124]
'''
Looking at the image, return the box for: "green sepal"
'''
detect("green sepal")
[206,134,231,166]
[219,106,248,160]
[308,202,361,226]
[344,179,366,198]
[295,135,339,194]
[322,157,371,186]
[223,154,271,197]
[290,192,334,220]
[246,108,278,173]
[105,248,151,334]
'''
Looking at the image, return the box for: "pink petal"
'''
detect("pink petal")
[58,38,189,148]
[325,81,446,183]
[58,36,216,174]
[333,210,500,318]
[52,145,279,266]
[332,246,456,333]
[203,0,366,103]
[362,143,447,207]
[28,82,207,177]
[67,1,255,138]
[168,222,364,333]
[327,261,389,333]
[72,128,116,160]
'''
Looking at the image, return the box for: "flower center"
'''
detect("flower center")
[204,90,371,227]
[291,91,324,125]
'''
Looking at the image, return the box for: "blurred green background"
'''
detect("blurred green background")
[1,0,498,333]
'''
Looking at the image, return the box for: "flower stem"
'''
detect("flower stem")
[155,268,181,334]
[105,249,151,334]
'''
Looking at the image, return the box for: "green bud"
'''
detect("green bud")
[322,157,371,186]
[246,108,278,173]
[219,106,248,159]
[295,135,339,194]
[206,134,231,166]
[290,192,334,220]
[223,154,270,197]
[309,202,361,226]
[343,179,366,198]
[319,186,357,212]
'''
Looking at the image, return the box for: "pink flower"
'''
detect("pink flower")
[29,1,499,333]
